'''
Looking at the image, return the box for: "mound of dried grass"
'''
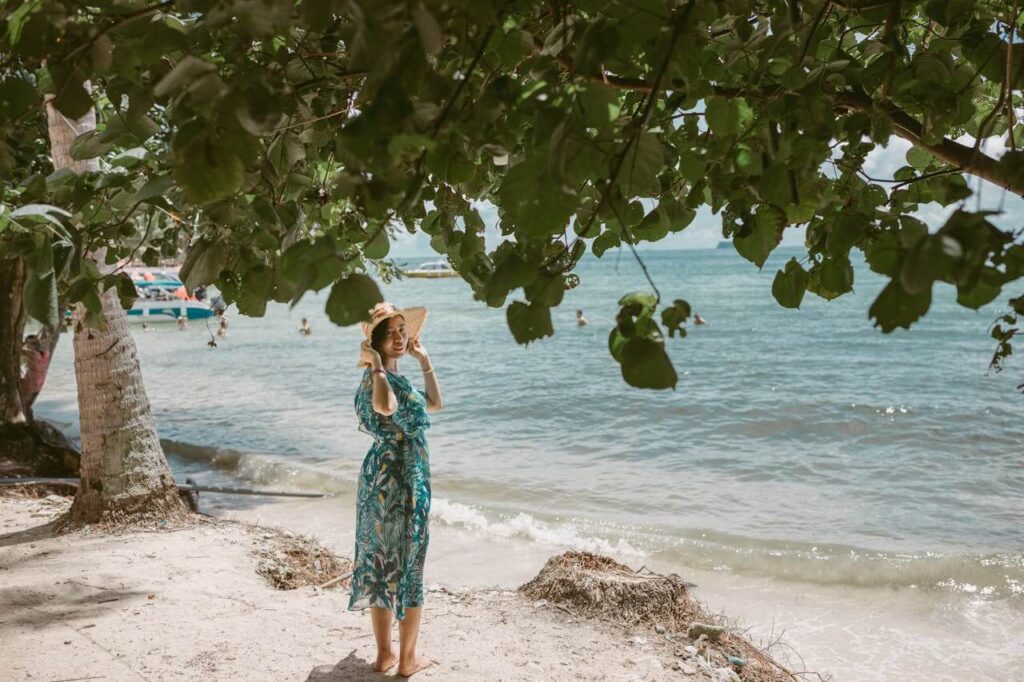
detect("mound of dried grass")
[519,551,806,682]
[519,550,700,630]
[253,528,352,591]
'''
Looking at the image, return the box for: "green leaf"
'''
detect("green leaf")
[50,63,92,119]
[863,232,902,276]
[133,175,175,203]
[111,272,137,311]
[69,130,113,160]
[618,132,664,197]
[577,84,621,128]
[826,215,867,257]
[174,132,245,203]
[11,204,72,228]
[819,254,851,294]
[592,230,620,257]
[524,274,565,307]
[899,234,961,294]
[235,265,274,317]
[0,78,38,120]
[619,291,657,312]
[772,258,809,308]
[506,301,553,345]
[620,338,677,390]
[705,96,748,136]
[608,327,628,361]
[179,240,227,293]
[906,146,933,170]
[733,209,782,268]
[498,159,577,238]
[325,273,383,326]
[660,299,691,338]
[363,228,390,260]
[267,132,305,176]
[5,0,41,46]
[45,168,77,192]
[869,280,933,332]
[154,56,217,98]
[957,271,1002,309]
[678,150,705,183]
[23,241,57,327]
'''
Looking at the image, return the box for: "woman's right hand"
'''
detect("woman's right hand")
[360,340,382,369]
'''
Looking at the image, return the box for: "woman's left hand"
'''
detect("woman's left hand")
[407,337,429,363]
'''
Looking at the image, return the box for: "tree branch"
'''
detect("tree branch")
[64,1,176,62]
[833,91,1024,197]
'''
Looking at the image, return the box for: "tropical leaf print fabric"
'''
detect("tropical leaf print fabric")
[349,368,431,620]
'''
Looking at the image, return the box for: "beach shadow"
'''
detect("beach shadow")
[0,584,150,632]
[0,518,61,548]
[306,650,392,681]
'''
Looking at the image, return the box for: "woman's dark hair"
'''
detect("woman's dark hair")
[370,315,405,355]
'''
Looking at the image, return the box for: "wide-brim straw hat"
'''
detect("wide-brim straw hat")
[357,301,428,367]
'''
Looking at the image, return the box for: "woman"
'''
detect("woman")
[351,302,442,678]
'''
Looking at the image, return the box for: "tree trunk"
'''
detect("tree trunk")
[0,257,27,426]
[45,96,185,524]
[0,257,34,468]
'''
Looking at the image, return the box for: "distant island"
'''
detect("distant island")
[716,240,732,249]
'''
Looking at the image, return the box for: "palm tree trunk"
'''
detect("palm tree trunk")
[45,96,185,523]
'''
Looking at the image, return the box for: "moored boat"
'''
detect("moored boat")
[402,259,459,278]
[125,267,215,321]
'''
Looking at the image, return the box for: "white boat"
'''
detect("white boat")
[124,267,215,321]
[403,259,459,278]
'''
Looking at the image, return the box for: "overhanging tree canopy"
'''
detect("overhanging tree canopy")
[2,0,1023,388]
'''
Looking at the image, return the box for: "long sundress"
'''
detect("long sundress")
[348,368,432,620]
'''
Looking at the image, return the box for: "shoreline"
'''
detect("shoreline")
[13,407,1024,680]
[218,494,1024,682]
[1,492,799,682]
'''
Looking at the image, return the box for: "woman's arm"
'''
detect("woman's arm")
[409,338,443,413]
[371,370,398,416]
[361,341,397,416]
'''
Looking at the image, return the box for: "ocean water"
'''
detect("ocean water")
[38,247,1024,679]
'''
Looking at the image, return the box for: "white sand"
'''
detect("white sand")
[1,496,748,682]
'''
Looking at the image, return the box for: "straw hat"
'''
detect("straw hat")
[357,301,428,367]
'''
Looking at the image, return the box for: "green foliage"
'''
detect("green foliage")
[3,0,1024,389]
[506,301,553,344]
[325,273,383,326]
[772,258,809,309]
[610,292,678,389]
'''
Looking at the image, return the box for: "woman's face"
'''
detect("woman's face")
[377,315,408,360]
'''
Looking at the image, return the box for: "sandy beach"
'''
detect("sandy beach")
[1,492,796,682]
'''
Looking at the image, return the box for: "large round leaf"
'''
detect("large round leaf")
[620,338,677,390]
[326,274,383,326]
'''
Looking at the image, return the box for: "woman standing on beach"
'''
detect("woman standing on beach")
[351,302,442,678]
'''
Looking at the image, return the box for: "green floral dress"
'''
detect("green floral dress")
[349,368,431,620]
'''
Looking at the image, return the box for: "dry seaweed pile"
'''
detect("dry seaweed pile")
[520,551,808,682]
[520,550,699,630]
[252,527,352,591]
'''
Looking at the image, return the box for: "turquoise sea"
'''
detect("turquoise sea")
[38,247,1024,680]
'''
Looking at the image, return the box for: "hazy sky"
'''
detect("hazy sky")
[391,136,1024,258]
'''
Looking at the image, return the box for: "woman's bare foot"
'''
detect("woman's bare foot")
[372,648,399,673]
[396,655,434,678]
